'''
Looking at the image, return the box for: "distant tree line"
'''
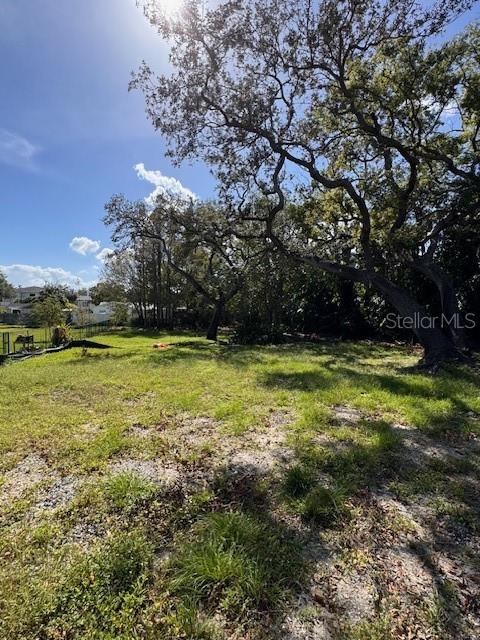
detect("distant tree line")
[102,190,480,348]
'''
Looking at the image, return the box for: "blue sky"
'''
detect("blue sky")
[0,0,478,289]
[0,0,214,288]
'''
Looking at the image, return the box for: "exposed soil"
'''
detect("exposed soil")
[2,404,479,639]
[32,475,79,513]
[332,405,363,424]
[277,405,480,640]
[0,454,50,505]
[108,457,180,486]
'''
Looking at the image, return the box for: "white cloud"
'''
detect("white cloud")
[0,264,97,289]
[134,162,197,207]
[441,100,459,118]
[69,236,101,255]
[0,129,40,170]
[96,248,115,263]
[421,96,458,119]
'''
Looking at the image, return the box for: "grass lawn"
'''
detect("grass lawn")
[0,324,52,347]
[0,331,479,639]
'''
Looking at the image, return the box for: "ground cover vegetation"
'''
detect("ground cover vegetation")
[1,332,479,638]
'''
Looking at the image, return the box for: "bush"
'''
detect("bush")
[230,317,288,345]
[31,296,66,329]
[283,465,316,497]
[301,486,341,526]
[167,512,302,616]
[110,302,130,327]
[52,325,70,346]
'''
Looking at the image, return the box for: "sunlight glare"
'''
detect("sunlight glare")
[160,0,181,16]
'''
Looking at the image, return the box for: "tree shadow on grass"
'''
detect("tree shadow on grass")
[145,338,414,372]
[277,413,480,639]
[146,465,317,639]
[328,364,479,434]
[142,342,266,368]
[259,368,336,391]
[259,352,480,435]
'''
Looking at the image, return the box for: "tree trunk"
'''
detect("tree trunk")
[301,255,469,368]
[411,259,468,352]
[206,298,225,341]
[337,278,369,336]
[268,232,468,368]
[367,272,468,367]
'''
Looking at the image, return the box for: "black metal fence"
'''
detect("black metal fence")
[1,332,11,356]
[0,323,113,355]
[70,323,113,341]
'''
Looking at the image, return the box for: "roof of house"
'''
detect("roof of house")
[16,286,43,294]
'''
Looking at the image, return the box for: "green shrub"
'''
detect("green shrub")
[103,471,157,510]
[283,464,315,497]
[167,512,302,616]
[301,486,341,526]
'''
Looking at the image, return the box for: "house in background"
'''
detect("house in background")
[71,295,134,325]
[1,287,134,326]
[0,286,44,308]
[75,294,92,310]
[15,286,44,303]
[0,286,46,323]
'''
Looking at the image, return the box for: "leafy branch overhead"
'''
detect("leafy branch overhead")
[125,0,479,366]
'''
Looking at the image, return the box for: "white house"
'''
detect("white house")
[90,301,116,323]
[71,295,133,325]
[75,294,92,309]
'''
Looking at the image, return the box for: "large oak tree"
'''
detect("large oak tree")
[132,0,479,366]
